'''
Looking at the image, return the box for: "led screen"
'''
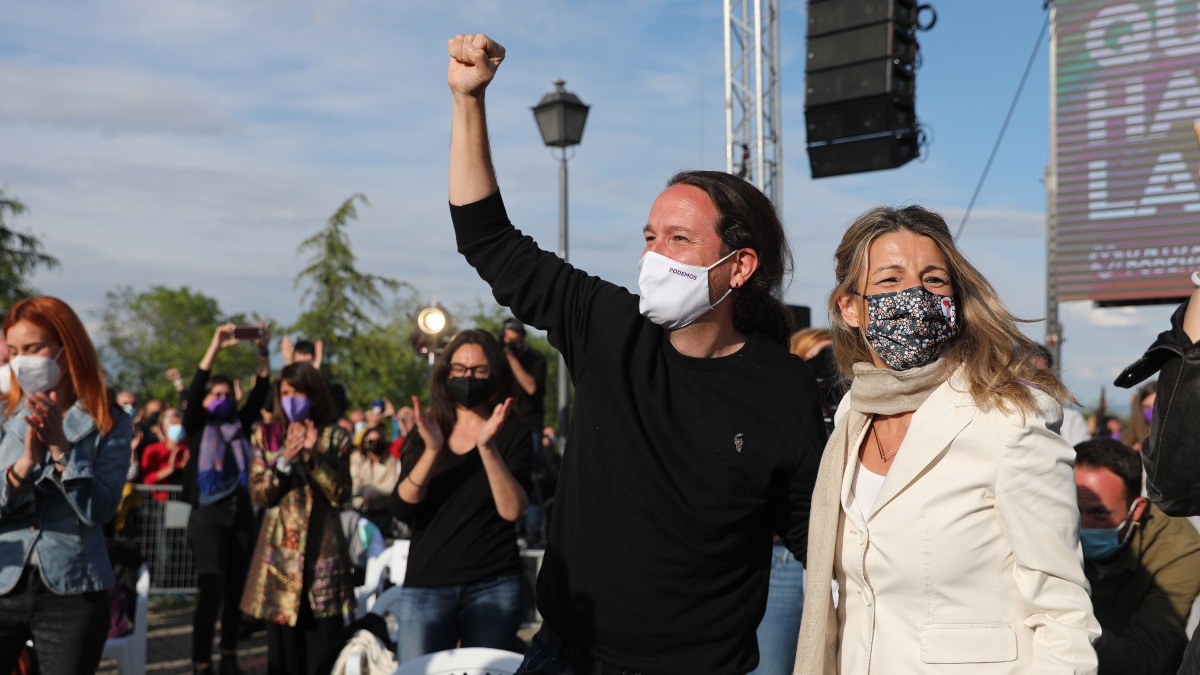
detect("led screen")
[1054,0,1200,304]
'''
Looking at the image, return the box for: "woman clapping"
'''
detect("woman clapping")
[241,362,355,675]
[390,329,531,662]
[0,297,132,674]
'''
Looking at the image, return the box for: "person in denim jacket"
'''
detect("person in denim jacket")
[0,296,132,675]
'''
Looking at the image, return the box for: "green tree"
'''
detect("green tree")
[335,290,435,410]
[0,189,59,307]
[292,194,403,365]
[290,194,435,410]
[98,285,263,401]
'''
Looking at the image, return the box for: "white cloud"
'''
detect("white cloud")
[0,65,236,136]
[0,0,1184,415]
[1066,303,1150,330]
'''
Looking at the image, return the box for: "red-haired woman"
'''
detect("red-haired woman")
[0,297,133,675]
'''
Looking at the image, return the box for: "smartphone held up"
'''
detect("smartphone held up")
[232,325,263,340]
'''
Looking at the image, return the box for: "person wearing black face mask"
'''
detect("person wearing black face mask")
[388,329,532,662]
[350,423,400,530]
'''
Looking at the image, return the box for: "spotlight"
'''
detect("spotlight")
[417,306,449,335]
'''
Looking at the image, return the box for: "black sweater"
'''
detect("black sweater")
[451,192,825,675]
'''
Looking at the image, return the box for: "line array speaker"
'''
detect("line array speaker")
[804,0,923,178]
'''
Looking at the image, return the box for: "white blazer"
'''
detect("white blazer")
[796,371,1100,674]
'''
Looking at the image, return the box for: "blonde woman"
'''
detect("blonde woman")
[789,327,832,360]
[795,205,1100,674]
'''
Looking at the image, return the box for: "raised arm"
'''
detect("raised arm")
[506,351,541,397]
[199,323,239,372]
[393,396,444,510]
[237,323,272,429]
[1115,286,1200,516]
[448,33,505,206]
[1183,283,1200,342]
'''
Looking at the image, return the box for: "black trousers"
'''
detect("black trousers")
[266,600,345,675]
[0,565,109,675]
[187,490,256,663]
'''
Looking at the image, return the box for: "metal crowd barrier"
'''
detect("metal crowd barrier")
[114,484,197,594]
[114,482,547,615]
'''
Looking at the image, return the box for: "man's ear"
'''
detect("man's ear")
[837,292,863,329]
[730,249,759,289]
[1131,496,1150,524]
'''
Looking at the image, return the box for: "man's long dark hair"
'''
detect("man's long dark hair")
[667,170,794,345]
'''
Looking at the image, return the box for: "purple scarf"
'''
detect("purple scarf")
[197,418,251,495]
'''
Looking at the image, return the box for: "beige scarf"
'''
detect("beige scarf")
[793,358,950,675]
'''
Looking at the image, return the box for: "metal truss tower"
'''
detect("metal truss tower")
[724,0,782,213]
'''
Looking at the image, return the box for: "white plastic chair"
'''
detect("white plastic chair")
[394,647,524,675]
[387,539,410,586]
[101,564,149,675]
[355,539,411,615]
[354,545,393,616]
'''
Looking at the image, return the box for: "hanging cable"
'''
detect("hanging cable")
[955,10,1051,240]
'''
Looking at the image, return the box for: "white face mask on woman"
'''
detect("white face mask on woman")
[9,347,65,394]
[637,249,737,330]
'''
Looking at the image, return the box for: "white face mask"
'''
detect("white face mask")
[637,249,737,330]
[0,363,10,396]
[10,347,65,394]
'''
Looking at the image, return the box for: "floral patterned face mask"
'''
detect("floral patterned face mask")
[860,285,958,371]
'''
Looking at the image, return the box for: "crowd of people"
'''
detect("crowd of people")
[0,306,554,675]
[1,28,1199,675]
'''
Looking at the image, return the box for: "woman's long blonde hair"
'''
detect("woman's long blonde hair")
[827,205,1075,414]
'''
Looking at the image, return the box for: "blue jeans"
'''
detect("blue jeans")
[749,544,805,675]
[517,630,573,675]
[397,574,524,663]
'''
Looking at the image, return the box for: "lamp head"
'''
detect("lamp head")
[533,79,590,148]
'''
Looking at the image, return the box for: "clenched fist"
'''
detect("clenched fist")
[447,33,505,97]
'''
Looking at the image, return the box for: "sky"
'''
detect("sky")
[0,0,1188,415]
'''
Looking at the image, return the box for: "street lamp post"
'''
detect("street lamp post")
[533,79,589,447]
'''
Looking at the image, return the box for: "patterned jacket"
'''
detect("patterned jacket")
[240,422,355,625]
